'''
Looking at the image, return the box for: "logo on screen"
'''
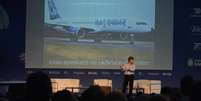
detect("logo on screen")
[190,8,201,18]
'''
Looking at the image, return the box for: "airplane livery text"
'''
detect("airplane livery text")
[94,19,127,28]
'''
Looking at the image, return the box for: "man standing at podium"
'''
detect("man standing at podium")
[121,56,135,95]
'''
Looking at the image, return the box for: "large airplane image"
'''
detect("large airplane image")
[45,0,154,42]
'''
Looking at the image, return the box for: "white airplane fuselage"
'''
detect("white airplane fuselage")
[47,18,152,33]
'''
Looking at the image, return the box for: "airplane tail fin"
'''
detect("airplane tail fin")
[48,0,60,20]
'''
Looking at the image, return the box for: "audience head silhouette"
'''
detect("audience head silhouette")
[52,89,78,101]
[106,91,127,101]
[134,94,149,101]
[81,85,105,101]
[149,95,168,101]
[25,71,52,101]
[180,75,194,96]
[190,81,201,101]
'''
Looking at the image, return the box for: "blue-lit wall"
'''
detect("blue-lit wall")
[0,0,201,88]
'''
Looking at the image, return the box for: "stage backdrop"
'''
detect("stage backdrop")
[0,0,201,88]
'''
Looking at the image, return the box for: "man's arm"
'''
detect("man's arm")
[128,65,135,72]
[121,64,127,71]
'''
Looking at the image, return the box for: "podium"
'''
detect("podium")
[51,79,80,93]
